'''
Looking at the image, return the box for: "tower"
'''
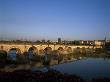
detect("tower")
[104,36,107,48]
[104,37,107,42]
[58,38,61,43]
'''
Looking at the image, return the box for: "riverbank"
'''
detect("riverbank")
[0,69,84,82]
[0,69,110,82]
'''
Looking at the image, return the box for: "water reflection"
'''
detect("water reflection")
[49,58,110,82]
[0,55,110,82]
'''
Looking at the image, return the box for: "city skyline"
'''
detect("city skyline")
[0,0,110,41]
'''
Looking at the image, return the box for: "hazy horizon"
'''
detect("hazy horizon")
[0,0,110,41]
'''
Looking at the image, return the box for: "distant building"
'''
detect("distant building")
[94,40,105,46]
[80,40,94,45]
[74,40,80,45]
[58,38,61,43]
[88,41,94,45]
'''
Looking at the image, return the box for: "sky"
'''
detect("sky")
[0,0,110,41]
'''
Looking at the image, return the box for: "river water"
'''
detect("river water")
[2,49,110,81]
[39,57,110,82]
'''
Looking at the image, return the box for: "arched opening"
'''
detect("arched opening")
[44,47,52,54]
[82,47,85,49]
[77,47,80,49]
[43,47,52,64]
[58,47,64,54]
[58,47,63,51]
[67,47,72,53]
[28,46,38,59]
[7,48,21,60]
[28,46,38,55]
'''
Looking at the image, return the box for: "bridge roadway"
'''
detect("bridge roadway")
[0,43,101,54]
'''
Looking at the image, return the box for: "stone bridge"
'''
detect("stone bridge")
[0,43,101,54]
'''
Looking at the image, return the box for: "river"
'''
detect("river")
[39,57,110,82]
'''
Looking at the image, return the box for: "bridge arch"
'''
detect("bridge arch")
[76,47,80,49]
[58,47,64,51]
[8,48,21,55]
[44,47,52,54]
[67,47,72,53]
[28,46,38,55]
[58,47,64,54]
[7,48,21,60]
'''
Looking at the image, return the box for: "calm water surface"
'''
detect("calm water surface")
[39,58,110,82]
